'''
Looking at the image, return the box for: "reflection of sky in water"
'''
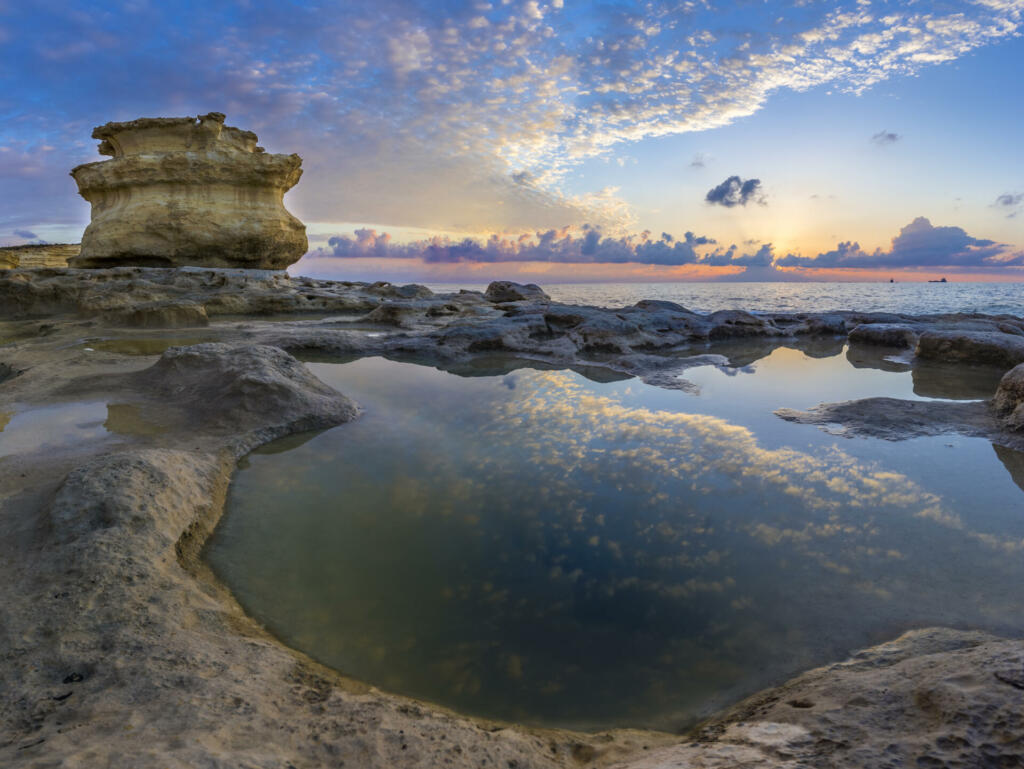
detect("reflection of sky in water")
[0,402,165,456]
[206,351,1024,732]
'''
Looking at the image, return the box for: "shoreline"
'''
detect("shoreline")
[3,267,1024,767]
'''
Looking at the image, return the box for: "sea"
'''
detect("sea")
[423,281,1024,316]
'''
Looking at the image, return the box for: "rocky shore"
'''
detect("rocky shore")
[3,267,1024,767]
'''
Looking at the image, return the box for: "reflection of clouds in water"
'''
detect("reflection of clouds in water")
[487,371,1022,559]
[216,362,1024,729]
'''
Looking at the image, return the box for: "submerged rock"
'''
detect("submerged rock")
[70,112,307,270]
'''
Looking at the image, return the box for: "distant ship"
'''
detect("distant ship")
[928,277,948,283]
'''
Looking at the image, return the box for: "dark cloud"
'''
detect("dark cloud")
[705,176,765,207]
[322,227,716,266]
[777,217,1020,269]
[702,243,776,267]
[871,130,901,146]
[13,229,38,239]
[690,153,707,168]
[993,193,1023,218]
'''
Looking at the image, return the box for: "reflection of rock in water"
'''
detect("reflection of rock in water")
[0,411,11,432]
[846,343,913,373]
[912,361,1005,400]
[994,443,1024,495]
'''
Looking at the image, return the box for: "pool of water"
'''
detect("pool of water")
[0,400,170,457]
[205,346,1024,732]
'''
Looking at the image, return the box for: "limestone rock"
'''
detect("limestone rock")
[484,280,551,303]
[848,322,919,348]
[131,343,359,435]
[917,330,1024,367]
[993,363,1024,429]
[69,112,307,270]
[0,243,79,269]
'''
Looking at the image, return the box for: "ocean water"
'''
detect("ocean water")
[206,346,1024,732]
[424,281,1024,316]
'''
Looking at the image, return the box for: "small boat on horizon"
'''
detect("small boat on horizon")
[928,277,948,283]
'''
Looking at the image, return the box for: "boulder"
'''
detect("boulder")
[70,113,307,270]
[131,343,358,433]
[993,363,1024,429]
[916,330,1024,368]
[484,281,550,303]
[849,323,918,348]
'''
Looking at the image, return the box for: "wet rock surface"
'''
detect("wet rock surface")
[3,269,1024,767]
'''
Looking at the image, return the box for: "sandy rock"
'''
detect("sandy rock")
[917,330,1024,367]
[70,113,307,269]
[848,322,919,348]
[0,244,79,269]
[993,363,1024,429]
[485,280,551,303]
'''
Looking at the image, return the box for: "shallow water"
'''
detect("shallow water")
[206,348,1024,731]
[0,401,168,457]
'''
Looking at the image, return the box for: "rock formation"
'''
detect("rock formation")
[69,112,307,270]
[0,243,79,269]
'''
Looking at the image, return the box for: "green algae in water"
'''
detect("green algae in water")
[205,352,1024,732]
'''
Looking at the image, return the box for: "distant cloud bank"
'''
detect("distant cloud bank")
[317,217,1023,275]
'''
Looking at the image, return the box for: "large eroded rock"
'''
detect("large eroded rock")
[70,112,307,270]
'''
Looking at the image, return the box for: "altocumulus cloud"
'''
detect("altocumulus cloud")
[2,0,1022,234]
[778,217,1024,269]
[705,177,765,208]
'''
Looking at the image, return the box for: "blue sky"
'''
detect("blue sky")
[1,0,1021,280]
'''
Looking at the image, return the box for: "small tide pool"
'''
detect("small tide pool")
[204,346,1024,732]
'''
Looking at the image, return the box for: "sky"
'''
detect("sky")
[1,0,1021,282]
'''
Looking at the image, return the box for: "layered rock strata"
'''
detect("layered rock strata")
[0,244,79,269]
[69,112,306,269]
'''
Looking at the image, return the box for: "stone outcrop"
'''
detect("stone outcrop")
[69,112,307,270]
[0,244,79,269]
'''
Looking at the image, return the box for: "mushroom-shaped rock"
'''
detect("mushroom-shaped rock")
[69,113,307,270]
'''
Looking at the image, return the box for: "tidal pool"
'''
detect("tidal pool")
[205,346,1024,731]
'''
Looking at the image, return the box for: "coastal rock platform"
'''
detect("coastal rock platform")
[3,268,1024,767]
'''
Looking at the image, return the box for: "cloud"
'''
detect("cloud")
[1,0,1021,234]
[871,130,901,146]
[321,226,716,266]
[12,229,38,239]
[993,193,1023,218]
[705,176,765,208]
[778,217,1022,269]
[690,153,707,168]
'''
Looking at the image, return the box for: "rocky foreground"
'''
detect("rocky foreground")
[3,266,1024,768]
